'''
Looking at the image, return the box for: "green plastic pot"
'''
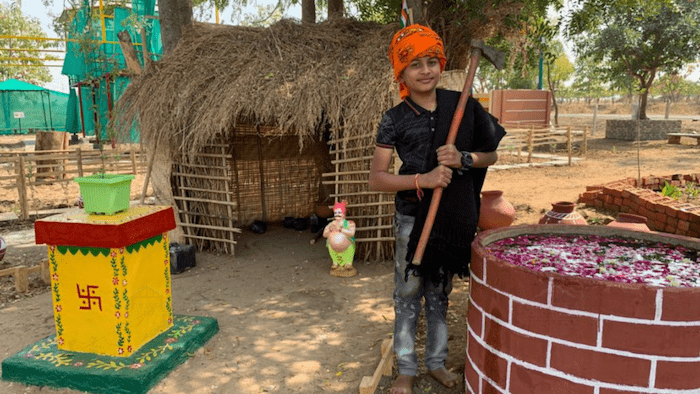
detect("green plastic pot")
[74,173,135,215]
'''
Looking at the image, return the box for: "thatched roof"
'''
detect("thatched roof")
[113,18,401,153]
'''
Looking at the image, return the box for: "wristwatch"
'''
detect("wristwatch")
[460,151,473,170]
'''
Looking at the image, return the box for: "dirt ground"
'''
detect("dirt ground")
[0,101,699,394]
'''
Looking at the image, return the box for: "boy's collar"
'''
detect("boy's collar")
[404,89,444,115]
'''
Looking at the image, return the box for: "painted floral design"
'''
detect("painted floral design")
[13,316,209,372]
[486,234,700,287]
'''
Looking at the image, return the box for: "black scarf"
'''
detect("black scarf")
[404,90,494,285]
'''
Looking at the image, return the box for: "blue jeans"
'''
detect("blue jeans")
[393,212,453,376]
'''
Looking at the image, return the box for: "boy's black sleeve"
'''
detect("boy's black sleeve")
[472,100,506,152]
[376,112,396,148]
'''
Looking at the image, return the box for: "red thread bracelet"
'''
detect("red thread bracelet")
[414,174,424,202]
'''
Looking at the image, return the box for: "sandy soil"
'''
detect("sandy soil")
[0,101,699,394]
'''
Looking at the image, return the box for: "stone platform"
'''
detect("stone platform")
[1,315,218,394]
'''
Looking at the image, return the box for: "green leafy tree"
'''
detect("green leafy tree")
[0,1,56,84]
[568,0,700,119]
[544,42,573,126]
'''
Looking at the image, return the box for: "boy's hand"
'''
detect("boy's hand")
[421,165,452,189]
[437,144,462,169]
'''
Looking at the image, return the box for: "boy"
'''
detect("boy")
[368,24,505,394]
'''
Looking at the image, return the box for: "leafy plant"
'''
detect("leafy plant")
[661,181,682,200]
[685,182,700,201]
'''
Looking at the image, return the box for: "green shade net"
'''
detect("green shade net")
[0,79,70,135]
[61,0,161,141]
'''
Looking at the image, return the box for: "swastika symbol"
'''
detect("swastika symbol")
[77,284,102,311]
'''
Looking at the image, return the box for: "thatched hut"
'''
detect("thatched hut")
[113,18,409,260]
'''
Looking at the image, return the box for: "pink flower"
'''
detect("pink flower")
[52,274,59,281]
[122,279,128,286]
[127,345,133,352]
[118,348,124,354]
[55,305,62,312]
[50,245,55,252]
[168,318,173,324]
[115,312,121,318]
[165,338,177,343]
[58,337,64,345]
[119,248,125,254]
[125,312,129,318]
[111,251,117,258]
[73,361,84,367]
[113,277,119,285]
[130,363,143,369]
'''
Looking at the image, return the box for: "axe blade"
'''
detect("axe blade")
[471,39,506,71]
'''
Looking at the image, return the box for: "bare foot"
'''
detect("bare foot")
[389,374,415,394]
[428,367,460,388]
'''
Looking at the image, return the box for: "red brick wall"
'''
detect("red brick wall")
[467,225,700,394]
[577,174,700,238]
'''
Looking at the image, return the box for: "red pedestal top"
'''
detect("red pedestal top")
[35,205,177,248]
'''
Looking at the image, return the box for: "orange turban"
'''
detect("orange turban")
[388,24,447,100]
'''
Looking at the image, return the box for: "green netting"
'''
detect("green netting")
[0,79,70,135]
[61,0,161,141]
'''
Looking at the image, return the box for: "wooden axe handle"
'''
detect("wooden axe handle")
[411,45,484,266]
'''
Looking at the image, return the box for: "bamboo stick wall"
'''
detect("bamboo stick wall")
[323,132,396,263]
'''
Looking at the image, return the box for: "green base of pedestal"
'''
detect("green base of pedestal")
[1,315,218,394]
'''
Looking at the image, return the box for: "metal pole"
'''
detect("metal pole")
[40,92,48,129]
[47,91,54,130]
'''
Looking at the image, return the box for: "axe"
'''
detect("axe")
[411,39,505,267]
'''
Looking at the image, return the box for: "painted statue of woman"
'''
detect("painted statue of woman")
[323,200,357,277]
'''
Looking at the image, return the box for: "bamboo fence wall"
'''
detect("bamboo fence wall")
[171,130,328,255]
[0,145,146,220]
[322,133,396,263]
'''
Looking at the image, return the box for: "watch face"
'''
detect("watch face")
[462,151,473,168]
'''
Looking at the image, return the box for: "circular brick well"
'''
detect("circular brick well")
[467,224,700,394]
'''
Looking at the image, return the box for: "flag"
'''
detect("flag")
[400,0,410,27]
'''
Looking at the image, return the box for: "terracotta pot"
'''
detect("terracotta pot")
[316,203,334,219]
[478,190,515,230]
[539,201,587,225]
[607,213,651,232]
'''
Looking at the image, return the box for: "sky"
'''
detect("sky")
[16,0,302,93]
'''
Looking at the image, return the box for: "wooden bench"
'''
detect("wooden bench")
[667,133,700,145]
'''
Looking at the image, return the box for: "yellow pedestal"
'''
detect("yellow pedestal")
[35,206,177,357]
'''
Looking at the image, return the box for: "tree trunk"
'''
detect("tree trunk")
[406,0,425,25]
[158,0,193,55]
[638,89,649,120]
[302,0,316,24]
[328,0,343,19]
[547,64,558,126]
[117,31,142,75]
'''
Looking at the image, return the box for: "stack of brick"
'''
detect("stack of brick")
[578,174,700,238]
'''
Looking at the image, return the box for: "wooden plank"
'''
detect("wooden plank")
[358,338,394,394]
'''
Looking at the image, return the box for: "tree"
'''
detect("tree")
[0,1,55,84]
[544,44,573,126]
[328,0,343,18]
[158,0,194,55]
[568,0,700,119]
[302,0,316,23]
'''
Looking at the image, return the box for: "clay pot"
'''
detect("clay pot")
[328,232,351,252]
[607,213,651,232]
[539,201,587,225]
[316,203,334,219]
[478,190,515,230]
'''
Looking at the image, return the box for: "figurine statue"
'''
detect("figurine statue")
[323,200,357,277]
